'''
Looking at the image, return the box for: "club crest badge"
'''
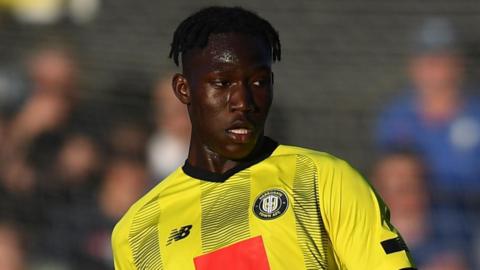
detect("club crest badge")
[253,189,289,220]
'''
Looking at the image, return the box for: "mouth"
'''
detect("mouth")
[227,128,252,135]
[225,120,256,143]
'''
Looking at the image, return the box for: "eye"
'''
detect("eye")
[212,80,231,88]
[252,78,269,88]
[252,80,264,87]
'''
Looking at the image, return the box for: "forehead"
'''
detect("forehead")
[183,33,271,72]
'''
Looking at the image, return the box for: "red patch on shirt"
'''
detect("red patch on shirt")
[194,236,271,270]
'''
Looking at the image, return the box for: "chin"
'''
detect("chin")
[221,141,257,160]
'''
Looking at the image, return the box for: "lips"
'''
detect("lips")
[226,119,255,143]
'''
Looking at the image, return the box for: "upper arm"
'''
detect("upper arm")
[112,219,136,270]
[318,159,415,270]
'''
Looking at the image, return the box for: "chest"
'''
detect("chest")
[158,161,332,270]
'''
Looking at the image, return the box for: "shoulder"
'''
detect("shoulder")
[112,168,183,245]
[380,94,416,119]
[273,144,377,213]
[465,96,480,114]
[273,144,354,174]
[273,144,372,196]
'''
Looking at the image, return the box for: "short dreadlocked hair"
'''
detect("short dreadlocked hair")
[169,6,281,66]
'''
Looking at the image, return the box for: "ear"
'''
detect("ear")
[172,73,191,104]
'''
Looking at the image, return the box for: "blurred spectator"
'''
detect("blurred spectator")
[55,133,102,187]
[0,221,26,270]
[35,154,150,270]
[78,158,149,269]
[0,40,108,268]
[0,41,81,191]
[147,76,190,180]
[371,151,472,269]
[108,121,149,161]
[376,17,480,206]
[9,43,79,146]
[101,71,152,161]
[33,132,102,267]
[98,158,148,221]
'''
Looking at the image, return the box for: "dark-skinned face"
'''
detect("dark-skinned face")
[173,33,273,161]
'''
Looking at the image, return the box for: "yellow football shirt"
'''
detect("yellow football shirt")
[112,138,415,270]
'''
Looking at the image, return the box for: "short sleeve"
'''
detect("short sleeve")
[112,219,136,270]
[318,158,416,270]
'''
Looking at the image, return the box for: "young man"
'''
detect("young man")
[112,6,415,270]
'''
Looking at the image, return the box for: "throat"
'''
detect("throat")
[182,136,278,182]
[197,148,240,174]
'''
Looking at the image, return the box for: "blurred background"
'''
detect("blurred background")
[0,0,479,269]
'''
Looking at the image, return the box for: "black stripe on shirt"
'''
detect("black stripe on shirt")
[381,236,408,254]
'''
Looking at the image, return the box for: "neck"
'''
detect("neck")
[187,144,238,174]
[187,134,265,174]
[418,87,462,122]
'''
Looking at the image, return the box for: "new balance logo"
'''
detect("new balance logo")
[167,225,192,245]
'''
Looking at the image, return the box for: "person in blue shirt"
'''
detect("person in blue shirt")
[376,18,480,206]
[371,151,473,269]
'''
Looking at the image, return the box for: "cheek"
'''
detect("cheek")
[201,91,228,121]
[254,88,273,112]
[204,88,227,110]
[190,87,228,125]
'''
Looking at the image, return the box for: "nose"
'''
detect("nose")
[229,82,255,112]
